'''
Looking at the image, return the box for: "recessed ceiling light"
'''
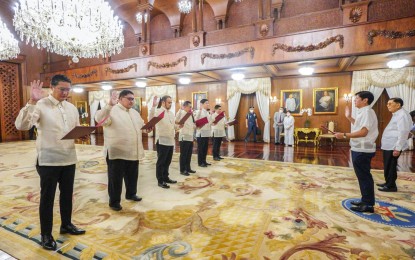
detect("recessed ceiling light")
[102,85,112,90]
[179,77,191,85]
[231,72,245,81]
[387,59,409,69]
[135,80,147,88]
[73,87,84,93]
[298,66,314,76]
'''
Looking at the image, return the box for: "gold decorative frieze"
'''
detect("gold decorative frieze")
[201,47,255,65]
[367,29,415,45]
[105,63,137,75]
[147,56,187,70]
[72,69,97,79]
[272,35,344,55]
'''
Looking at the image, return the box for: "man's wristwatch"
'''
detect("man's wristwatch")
[343,133,347,139]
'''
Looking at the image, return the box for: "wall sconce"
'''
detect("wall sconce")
[215,98,221,104]
[269,96,278,103]
[343,93,353,103]
[179,99,184,105]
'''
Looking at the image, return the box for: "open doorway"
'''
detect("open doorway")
[235,93,264,141]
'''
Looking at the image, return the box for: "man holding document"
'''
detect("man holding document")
[175,101,196,176]
[195,99,212,167]
[211,104,226,161]
[15,75,85,251]
[95,90,147,211]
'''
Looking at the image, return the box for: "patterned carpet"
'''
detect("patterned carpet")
[0,141,414,259]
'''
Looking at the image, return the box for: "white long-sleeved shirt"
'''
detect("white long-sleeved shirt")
[15,95,80,166]
[350,106,378,153]
[381,108,412,151]
[211,112,226,137]
[95,103,145,160]
[195,109,211,137]
[150,106,176,146]
[175,109,195,142]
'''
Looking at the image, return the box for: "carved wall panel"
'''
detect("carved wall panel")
[368,0,415,22]
[280,0,340,18]
[0,62,22,141]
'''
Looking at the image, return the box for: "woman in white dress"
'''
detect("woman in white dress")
[283,111,295,146]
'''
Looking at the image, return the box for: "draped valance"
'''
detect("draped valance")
[227,78,271,99]
[88,91,110,105]
[145,85,177,103]
[352,67,415,93]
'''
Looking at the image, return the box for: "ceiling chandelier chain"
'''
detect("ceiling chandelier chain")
[13,0,124,63]
[178,0,192,14]
[0,17,20,60]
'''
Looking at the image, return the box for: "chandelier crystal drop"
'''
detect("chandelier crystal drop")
[0,17,20,60]
[13,0,124,62]
[178,0,192,14]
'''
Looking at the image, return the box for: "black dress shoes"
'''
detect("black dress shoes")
[213,157,220,161]
[109,204,122,211]
[350,204,374,213]
[205,162,212,166]
[165,178,177,184]
[188,169,196,173]
[199,164,207,167]
[218,157,224,160]
[41,234,57,250]
[350,200,363,206]
[158,182,170,189]
[60,223,86,235]
[376,183,386,187]
[180,171,190,176]
[378,186,398,192]
[126,195,142,201]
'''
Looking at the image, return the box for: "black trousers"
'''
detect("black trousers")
[156,142,174,183]
[197,137,209,165]
[245,125,257,142]
[180,141,193,172]
[212,137,223,158]
[383,150,399,188]
[351,151,376,206]
[106,156,139,206]
[36,162,76,235]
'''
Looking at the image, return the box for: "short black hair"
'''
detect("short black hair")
[389,97,403,107]
[410,110,415,117]
[157,95,171,108]
[200,99,208,104]
[355,91,374,105]
[183,101,191,107]
[51,74,71,86]
[119,90,134,99]
[214,104,221,110]
[249,106,254,109]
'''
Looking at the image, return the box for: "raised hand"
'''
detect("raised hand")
[345,106,351,118]
[109,91,118,106]
[29,80,44,103]
[152,96,158,107]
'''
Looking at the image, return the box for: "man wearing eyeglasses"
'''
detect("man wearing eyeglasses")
[15,74,86,251]
[95,90,147,211]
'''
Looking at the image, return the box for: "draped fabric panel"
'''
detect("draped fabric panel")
[227,92,241,141]
[385,84,415,113]
[227,78,271,100]
[88,91,110,126]
[256,91,270,143]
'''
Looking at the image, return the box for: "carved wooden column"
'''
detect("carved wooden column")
[137,3,152,56]
[258,0,264,20]
[192,0,197,33]
[215,15,226,30]
[272,1,284,20]
[198,0,204,32]
[190,0,206,48]
[0,62,22,141]
[255,0,274,39]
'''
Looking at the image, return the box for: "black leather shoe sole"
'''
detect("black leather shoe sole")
[158,183,170,189]
[188,170,196,173]
[60,226,86,235]
[376,183,386,187]
[180,171,190,176]
[213,158,220,161]
[199,164,207,167]
[126,196,142,202]
[378,186,398,192]
[350,205,374,213]
[205,163,212,166]
[165,179,177,184]
[350,200,363,206]
[109,205,122,211]
[41,235,57,250]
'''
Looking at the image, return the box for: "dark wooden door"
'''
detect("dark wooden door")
[235,93,264,140]
[372,89,391,147]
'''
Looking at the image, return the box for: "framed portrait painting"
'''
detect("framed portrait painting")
[280,89,302,115]
[75,101,88,116]
[132,97,141,113]
[192,92,208,110]
[313,87,338,114]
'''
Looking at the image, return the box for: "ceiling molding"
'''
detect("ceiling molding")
[197,71,223,81]
[262,65,280,77]
[337,56,358,71]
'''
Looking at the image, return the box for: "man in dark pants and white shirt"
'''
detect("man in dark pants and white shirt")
[176,101,196,176]
[378,98,412,192]
[15,75,85,251]
[150,95,177,189]
[335,91,378,213]
[95,90,147,211]
[195,99,212,167]
[211,104,226,161]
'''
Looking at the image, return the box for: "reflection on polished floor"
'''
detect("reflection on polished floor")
[85,134,415,173]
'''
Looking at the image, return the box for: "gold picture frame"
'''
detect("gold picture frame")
[280,89,302,116]
[75,101,88,116]
[192,92,208,110]
[132,97,141,113]
[313,87,338,114]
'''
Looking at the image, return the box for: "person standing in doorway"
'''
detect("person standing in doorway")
[334,91,378,213]
[211,104,226,161]
[378,98,412,192]
[283,111,295,146]
[245,106,258,142]
[273,107,285,144]
[95,90,147,211]
[176,101,196,176]
[150,95,177,189]
[15,75,86,251]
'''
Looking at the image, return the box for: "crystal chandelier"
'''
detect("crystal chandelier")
[178,0,192,14]
[136,12,148,24]
[0,17,20,61]
[13,0,124,63]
